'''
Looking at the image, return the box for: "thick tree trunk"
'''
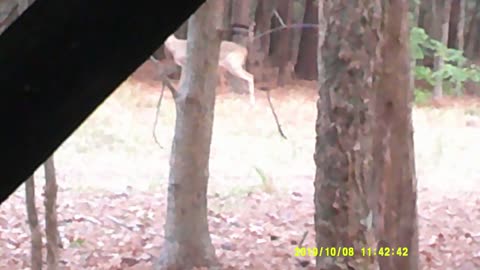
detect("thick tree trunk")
[314,1,380,269]
[295,0,318,80]
[433,0,452,99]
[269,0,293,86]
[373,1,419,269]
[156,1,222,269]
[25,175,43,270]
[44,155,60,270]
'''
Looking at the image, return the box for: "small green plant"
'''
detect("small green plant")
[69,238,86,248]
[414,88,432,105]
[253,166,276,194]
[409,26,480,96]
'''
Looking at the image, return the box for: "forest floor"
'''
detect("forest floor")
[1,61,480,269]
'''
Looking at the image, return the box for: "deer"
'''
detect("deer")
[162,34,256,106]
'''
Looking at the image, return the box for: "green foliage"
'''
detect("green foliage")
[414,88,432,105]
[409,26,480,97]
[253,166,276,194]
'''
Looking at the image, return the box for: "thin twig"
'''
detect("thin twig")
[272,9,286,27]
[232,23,320,42]
[149,56,182,148]
[298,231,308,248]
[266,89,287,140]
[152,82,165,149]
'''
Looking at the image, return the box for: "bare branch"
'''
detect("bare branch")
[272,9,286,27]
[265,89,287,140]
[152,82,165,149]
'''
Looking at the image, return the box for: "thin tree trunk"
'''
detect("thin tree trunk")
[433,0,452,99]
[290,0,307,68]
[454,0,465,94]
[465,0,480,58]
[26,175,43,270]
[295,0,318,80]
[373,1,419,269]
[156,0,222,269]
[314,0,380,269]
[44,155,60,270]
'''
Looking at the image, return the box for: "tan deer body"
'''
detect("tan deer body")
[163,35,255,105]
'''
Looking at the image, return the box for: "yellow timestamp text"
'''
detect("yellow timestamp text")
[294,247,409,257]
[294,247,355,257]
[361,247,409,257]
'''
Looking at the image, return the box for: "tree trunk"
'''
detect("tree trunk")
[254,0,276,62]
[433,0,452,99]
[230,0,252,45]
[314,0,380,269]
[410,0,420,92]
[222,0,233,41]
[248,0,276,83]
[454,0,465,94]
[373,1,419,269]
[465,0,479,58]
[44,155,60,270]
[25,175,43,270]
[447,0,459,49]
[290,0,307,68]
[295,0,318,80]
[156,0,222,269]
[269,0,293,86]
[0,0,34,35]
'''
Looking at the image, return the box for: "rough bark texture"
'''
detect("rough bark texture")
[44,155,60,270]
[295,0,318,80]
[25,175,43,270]
[433,0,452,99]
[373,0,419,269]
[156,1,222,269]
[314,0,380,269]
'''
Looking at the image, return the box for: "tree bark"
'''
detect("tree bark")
[290,0,307,68]
[156,0,222,269]
[410,0,420,92]
[230,0,252,45]
[314,0,380,269]
[373,1,419,269]
[465,0,479,58]
[44,155,60,270]
[454,0,465,94]
[269,0,293,86]
[247,0,276,83]
[433,0,452,99]
[253,0,276,62]
[25,175,43,270]
[295,0,318,80]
